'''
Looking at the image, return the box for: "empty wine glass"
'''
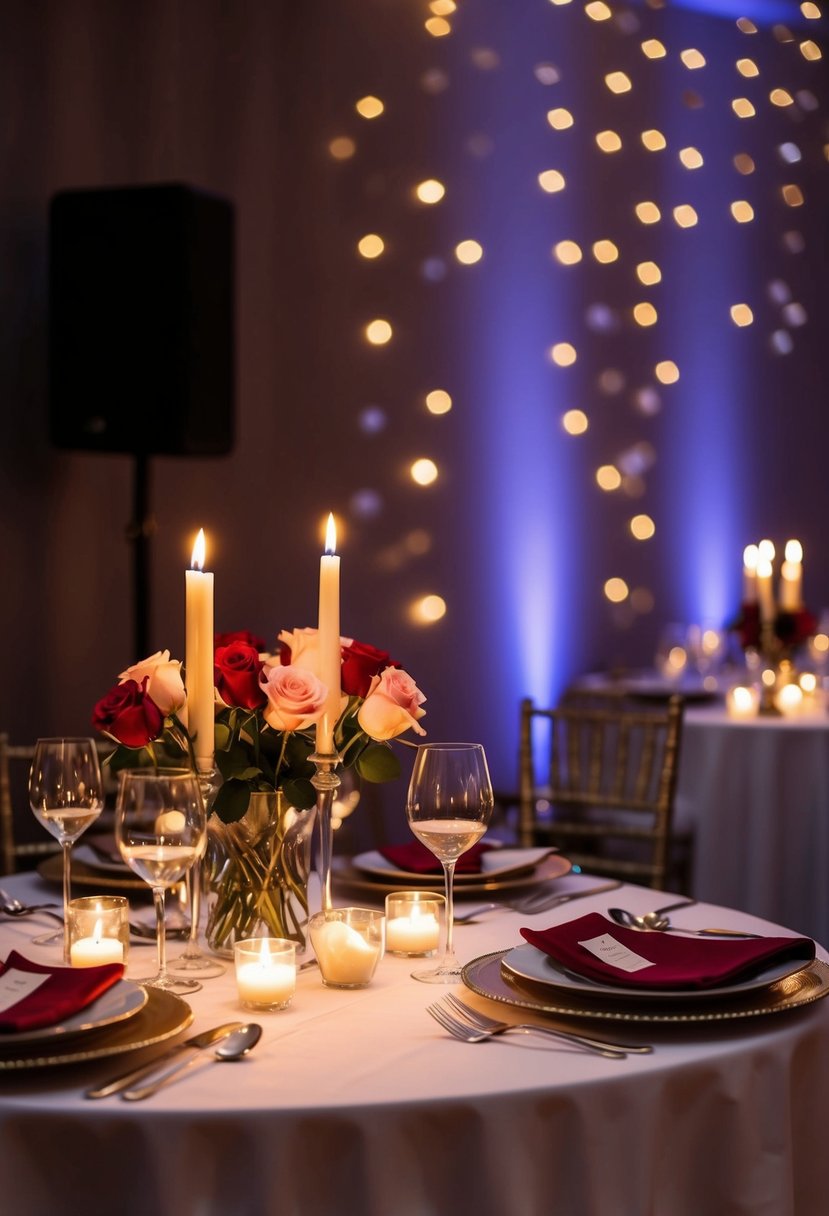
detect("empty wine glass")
[405,742,494,983]
[168,830,225,980]
[116,768,206,994]
[28,738,105,962]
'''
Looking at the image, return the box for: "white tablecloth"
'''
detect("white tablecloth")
[1,870,827,1216]
[678,706,829,944]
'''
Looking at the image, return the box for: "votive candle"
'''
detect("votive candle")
[234,937,296,1011]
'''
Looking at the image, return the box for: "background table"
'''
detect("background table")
[678,705,829,944]
[1,869,827,1216]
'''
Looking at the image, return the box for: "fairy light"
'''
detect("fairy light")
[679,147,703,169]
[425,390,452,415]
[455,240,484,264]
[538,169,566,192]
[641,39,667,58]
[547,107,575,130]
[596,130,622,152]
[641,130,667,151]
[630,514,655,540]
[680,49,706,69]
[592,240,619,263]
[596,465,622,491]
[328,137,356,160]
[604,578,629,603]
[550,342,577,366]
[731,200,755,223]
[730,304,754,327]
[554,240,583,265]
[655,361,680,384]
[562,409,588,434]
[356,96,384,119]
[732,98,756,118]
[636,261,661,285]
[416,179,445,204]
[605,71,632,94]
[357,234,385,259]
[411,459,438,486]
[635,201,661,224]
[365,319,392,345]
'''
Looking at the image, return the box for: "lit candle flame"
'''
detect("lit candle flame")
[758,538,775,562]
[325,513,337,556]
[191,528,206,571]
[743,544,759,570]
[259,938,272,968]
[785,538,803,563]
[92,918,103,944]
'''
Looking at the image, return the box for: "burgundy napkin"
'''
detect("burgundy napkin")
[0,950,124,1034]
[520,913,816,992]
[379,840,492,875]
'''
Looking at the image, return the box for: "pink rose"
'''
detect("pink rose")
[261,664,328,732]
[357,667,427,741]
[275,627,353,680]
[119,650,186,716]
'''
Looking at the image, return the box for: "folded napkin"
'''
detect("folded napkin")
[0,950,124,1034]
[379,840,492,875]
[520,913,815,992]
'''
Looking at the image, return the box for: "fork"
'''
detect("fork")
[453,880,624,924]
[427,1001,628,1058]
[444,993,653,1055]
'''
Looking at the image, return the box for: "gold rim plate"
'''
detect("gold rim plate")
[334,853,572,900]
[0,979,148,1048]
[38,853,147,892]
[0,986,193,1069]
[351,847,561,887]
[462,950,829,1024]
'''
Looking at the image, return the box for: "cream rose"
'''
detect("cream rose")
[273,627,354,679]
[119,650,186,717]
[357,667,427,741]
[261,664,328,732]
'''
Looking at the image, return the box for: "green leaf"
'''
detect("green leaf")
[211,780,251,823]
[282,777,316,810]
[214,722,232,751]
[356,743,401,784]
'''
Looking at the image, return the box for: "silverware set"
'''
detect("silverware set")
[453,878,624,923]
[427,993,652,1058]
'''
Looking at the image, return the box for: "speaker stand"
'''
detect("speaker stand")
[127,454,155,659]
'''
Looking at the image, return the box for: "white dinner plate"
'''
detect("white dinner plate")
[501,942,811,1003]
[0,979,148,1048]
[351,847,559,887]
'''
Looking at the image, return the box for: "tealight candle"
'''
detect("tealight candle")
[726,685,760,719]
[234,937,296,1011]
[776,683,804,717]
[309,908,385,988]
[67,896,129,968]
[384,892,443,957]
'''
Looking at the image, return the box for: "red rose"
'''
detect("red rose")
[340,639,396,698]
[214,630,267,653]
[214,641,266,708]
[92,678,164,748]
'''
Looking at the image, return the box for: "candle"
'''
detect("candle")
[726,685,759,719]
[384,891,443,956]
[742,544,759,605]
[780,539,803,611]
[756,558,775,624]
[309,908,385,988]
[70,919,124,968]
[234,937,296,1010]
[386,912,440,955]
[776,683,804,717]
[316,513,341,755]
[185,528,215,772]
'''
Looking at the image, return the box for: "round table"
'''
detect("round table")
[0,869,827,1216]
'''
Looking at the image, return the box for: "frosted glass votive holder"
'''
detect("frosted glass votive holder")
[309,908,385,988]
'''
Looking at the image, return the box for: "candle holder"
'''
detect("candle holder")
[68,896,129,968]
[309,750,342,914]
[234,936,296,1011]
[308,907,385,988]
[384,892,444,957]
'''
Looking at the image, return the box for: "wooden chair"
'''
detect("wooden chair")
[517,693,685,891]
[0,734,114,875]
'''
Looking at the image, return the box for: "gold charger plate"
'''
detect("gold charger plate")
[461,950,829,1024]
[0,986,193,1070]
[38,853,147,892]
[334,853,572,900]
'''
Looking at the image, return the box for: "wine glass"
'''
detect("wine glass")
[405,742,494,983]
[28,738,105,963]
[116,768,206,994]
[167,829,225,980]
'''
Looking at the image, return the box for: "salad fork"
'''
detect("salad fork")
[444,993,653,1055]
[426,1000,628,1058]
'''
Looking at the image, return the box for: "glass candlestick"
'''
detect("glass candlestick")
[310,750,341,914]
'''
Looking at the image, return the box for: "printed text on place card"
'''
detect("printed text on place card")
[579,934,655,973]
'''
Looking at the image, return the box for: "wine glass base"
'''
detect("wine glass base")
[168,952,225,979]
[136,974,203,995]
[411,967,463,984]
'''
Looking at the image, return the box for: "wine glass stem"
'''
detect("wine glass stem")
[153,887,168,982]
[183,863,201,960]
[61,841,72,963]
[442,859,458,967]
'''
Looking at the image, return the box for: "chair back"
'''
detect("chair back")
[518,693,685,889]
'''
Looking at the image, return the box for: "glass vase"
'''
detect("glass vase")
[204,790,316,958]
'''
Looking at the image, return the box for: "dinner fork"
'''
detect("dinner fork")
[444,993,653,1055]
[426,1001,628,1058]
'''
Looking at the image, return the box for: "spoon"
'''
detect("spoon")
[607,899,697,932]
[122,1023,263,1101]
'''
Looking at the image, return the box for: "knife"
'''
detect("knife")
[85,1022,245,1099]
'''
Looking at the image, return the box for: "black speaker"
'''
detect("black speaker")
[49,183,234,456]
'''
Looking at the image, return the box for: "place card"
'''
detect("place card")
[578,933,655,973]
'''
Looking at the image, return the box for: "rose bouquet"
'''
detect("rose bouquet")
[92,629,426,952]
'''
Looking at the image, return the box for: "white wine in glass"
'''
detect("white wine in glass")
[116,768,206,993]
[28,737,105,963]
[406,742,494,983]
